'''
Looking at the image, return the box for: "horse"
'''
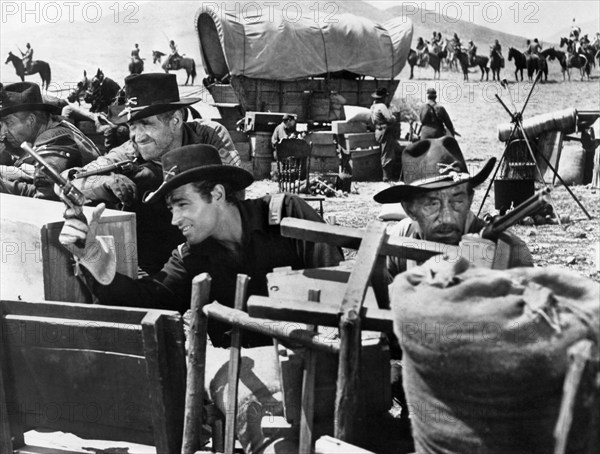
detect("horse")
[67,70,90,105]
[84,68,122,113]
[161,56,197,85]
[507,47,527,82]
[5,51,52,90]
[407,49,417,79]
[441,39,458,71]
[455,48,489,81]
[152,50,166,64]
[559,37,592,80]
[489,47,503,81]
[129,57,144,75]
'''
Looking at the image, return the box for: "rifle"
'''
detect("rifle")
[70,160,137,180]
[20,142,88,248]
[480,187,551,240]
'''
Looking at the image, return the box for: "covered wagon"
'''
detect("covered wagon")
[194,3,413,125]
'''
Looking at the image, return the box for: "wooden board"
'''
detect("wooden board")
[344,133,378,151]
[0,194,137,304]
[0,300,185,453]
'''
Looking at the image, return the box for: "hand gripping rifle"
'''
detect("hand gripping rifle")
[20,142,88,248]
[70,160,137,180]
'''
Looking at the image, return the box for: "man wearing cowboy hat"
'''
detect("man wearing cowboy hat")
[66,73,241,274]
[371,87,401,182]
[374,136,532,279]
[418,88,458,139]
[0,81,100,199]
[59,143,343,347]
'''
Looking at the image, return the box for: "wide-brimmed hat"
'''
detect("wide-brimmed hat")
[371,87,390,99]
[115,73,200,124]
[144,144,254,203]
[374,137,496,203]
[0,82,61,117]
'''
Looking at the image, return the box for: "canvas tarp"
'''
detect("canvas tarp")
[196,4,413,81]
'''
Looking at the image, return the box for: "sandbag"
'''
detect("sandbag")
[390,257,599,454]
[343,105,373,124]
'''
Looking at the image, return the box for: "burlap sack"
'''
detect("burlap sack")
[391,257,599,454]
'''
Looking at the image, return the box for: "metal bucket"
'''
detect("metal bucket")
[494,179,535,214]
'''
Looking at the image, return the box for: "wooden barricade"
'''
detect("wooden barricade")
[0,299,186,454]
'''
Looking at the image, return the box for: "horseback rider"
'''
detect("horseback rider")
[467,40,477,65]
[166,39,181,70]
[416,37,427,66]
[570,18,581,41]
[20,43,33,74]
[452,33,461,49]
[490,39,505,68]
[131,43,141,62]
[526,38,542,60]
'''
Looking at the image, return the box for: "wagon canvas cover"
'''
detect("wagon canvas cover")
[196,4,413,81]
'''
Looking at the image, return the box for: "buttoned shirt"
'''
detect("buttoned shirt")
[91,194,344,347]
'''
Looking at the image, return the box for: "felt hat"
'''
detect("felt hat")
[282,113,296,121]
[0,82,61,117]
[426,88,437,97]
[116,73,200,124]
[144,144,254,203]
[371,87,390,99]
[374,136,496,203]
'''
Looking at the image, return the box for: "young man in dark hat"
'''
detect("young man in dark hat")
[66,73,241,274]
[418,87,458,139]
[59,143,343,347]
[371,87,401,182]
[0,81,100,199]
[271,113,298,152]
[374,136,532,279]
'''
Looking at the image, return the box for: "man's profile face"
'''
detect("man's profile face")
[405,182,473,245]
[128,114,179,162]
[0,113,35,150]
[167,183,219,245]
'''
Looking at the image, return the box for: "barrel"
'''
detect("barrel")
[250,132,273,180]
[557,146,585,186]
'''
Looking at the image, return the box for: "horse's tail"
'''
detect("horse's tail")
[191,60,197,79]
[46,63,52,89]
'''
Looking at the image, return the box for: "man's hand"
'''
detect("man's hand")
[59,204,105,256]
[0,164,33,182]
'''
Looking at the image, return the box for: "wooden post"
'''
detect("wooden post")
[299,289,321,454]
[181,273,212,454]
[334,222,387,443]
[0,360,13,454]
[224,274,251,454]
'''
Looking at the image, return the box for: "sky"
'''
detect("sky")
[364,0,600,42]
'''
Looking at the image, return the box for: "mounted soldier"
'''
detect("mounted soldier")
[490,39,505,68]
[166,39,182,70]
[20,43,33,74]
[467,40,477,65]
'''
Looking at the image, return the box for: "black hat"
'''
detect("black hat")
[0,82,61,117]
[374,137,496,203]
[426,88,437,97]
[282,113,296,121]
[144,144,254,203]
[371,87,390,99]
[115,73,200,124]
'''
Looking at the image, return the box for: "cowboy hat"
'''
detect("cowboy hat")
[115,73,200,124]
[371,87,390,99]
[144,144,254,203]
[0,82,61,117]
[373,137,496,203]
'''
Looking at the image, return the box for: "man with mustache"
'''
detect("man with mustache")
[374,136,533,279]
[66,73,240,274]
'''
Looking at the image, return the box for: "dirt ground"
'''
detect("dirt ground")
[247,64,600,283]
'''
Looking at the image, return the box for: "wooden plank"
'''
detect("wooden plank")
[0,299,152,325]
[3,315,143,356]
[335,222,387,443]
[181,274,211,454]
[315,435,376,454]
[141,312,176,454]
[247,296,392,332]
[224,275,250,454]
[279,217,458,262]
[204,302,340,354]
[299,289,321,454]
[0,349,12,454]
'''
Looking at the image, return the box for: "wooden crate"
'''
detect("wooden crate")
[345,132,378,150]
[350,147,382,181]
[0,299,185,453]
[0,194,137,304]
[331,121,368,135]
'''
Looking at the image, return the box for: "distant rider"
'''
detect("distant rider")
[467,40,477,65]
[166,40,181,69]
[20,43,33,74]
[490,39,504,67]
